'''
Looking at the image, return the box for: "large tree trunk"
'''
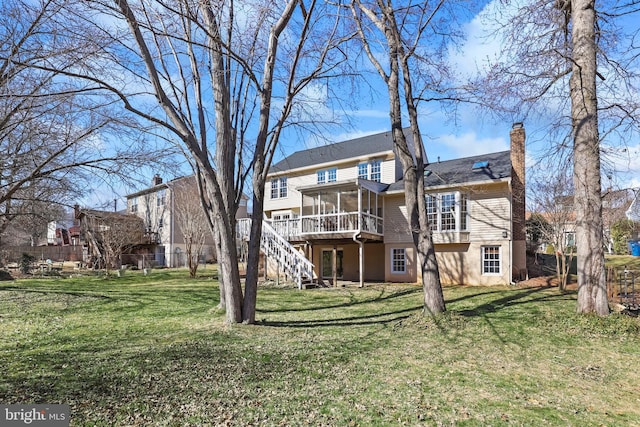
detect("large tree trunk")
[217,224,242,323]
[387,41,445,315]
[241,2,298,324]
[197,164,243,323]
[351,0,446,315]
[243,178,266,324]
[417,231,446,313]
[570,0,609,315]
[399,47,445,314]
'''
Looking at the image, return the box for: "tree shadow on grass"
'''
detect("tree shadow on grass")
[0,285,113,300]
[262,305,423,328]
[257,286,422,314]
[0,285,217,318]
[455,286,575,318]
[260,286,574,331]
[451,286,577,345]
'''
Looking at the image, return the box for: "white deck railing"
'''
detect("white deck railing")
[236,218,314,289]
[299,211,383,235]
[241,211,383,239]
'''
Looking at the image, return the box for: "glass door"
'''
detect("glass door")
[321,249,343,279]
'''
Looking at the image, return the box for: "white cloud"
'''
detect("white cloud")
[448,22,498,78]
[332,128,390,144]
[447,0,515,79]
[430,132,509,160]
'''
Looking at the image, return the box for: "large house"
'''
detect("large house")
[126,174,249,268]
[256,123,527,286]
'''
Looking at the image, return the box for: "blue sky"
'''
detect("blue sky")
[82,0,640,209]
[304,0,640,190]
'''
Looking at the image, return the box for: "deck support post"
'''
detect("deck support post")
[332,245,338,287]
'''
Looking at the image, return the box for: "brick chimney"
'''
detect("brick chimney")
[510,122,526,242]
[153,174,163,186]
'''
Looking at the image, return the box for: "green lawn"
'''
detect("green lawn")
[1,270,639,426]
[606,254,640,271]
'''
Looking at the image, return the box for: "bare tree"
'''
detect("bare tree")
[173,178,208,278]
[474,0,640,315]
[569,0,608,314]
[55,0,348,323]
[529,172,576,290]
[0,0,157,248]
[79,209,144,275]
[348,0,457,314]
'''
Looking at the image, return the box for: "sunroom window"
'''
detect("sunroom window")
[425,192,469,232]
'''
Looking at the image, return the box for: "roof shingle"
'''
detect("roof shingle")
[270,130,397,173]
[386,150,512,192]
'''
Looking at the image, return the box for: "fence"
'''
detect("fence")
[609,267,639,309]
[1,245,83,265]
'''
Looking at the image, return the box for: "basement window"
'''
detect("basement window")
[481,246,501,275]
[391,248,406,274]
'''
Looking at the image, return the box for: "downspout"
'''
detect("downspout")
[353,233,364,288]
[355,184,364,288]
[508,179,514,285]
[170,186,175,268]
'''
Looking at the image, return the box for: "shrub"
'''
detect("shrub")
[20,253,35,274]
[610,219,638,254]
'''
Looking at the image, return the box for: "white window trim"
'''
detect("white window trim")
[426,191,469,233]
[270,177,288,199]
[370,160,381,182]
[357,160,382,182]
[316,168,337,184]
[279,177,288,198]
[358,163,368,179]
[390,248,407,274]
[327,168,337,182]
[157,189,166,207]
[272,210,296,221]
[481,245,502,276]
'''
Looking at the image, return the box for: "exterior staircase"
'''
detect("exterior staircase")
[237,218,315,289]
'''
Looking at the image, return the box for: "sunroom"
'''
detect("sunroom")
[269,179,386,242]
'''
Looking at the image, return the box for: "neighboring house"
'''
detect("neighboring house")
[603,188,639,251]
[254,123,527,286]
[525,207,577,254]
[46,221,71,246]
[529,188,638,255]
[126,174,249,267]
[74,207,146,269]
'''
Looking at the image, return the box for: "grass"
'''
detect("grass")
[605,254,640,271]
[1,269,639,426]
